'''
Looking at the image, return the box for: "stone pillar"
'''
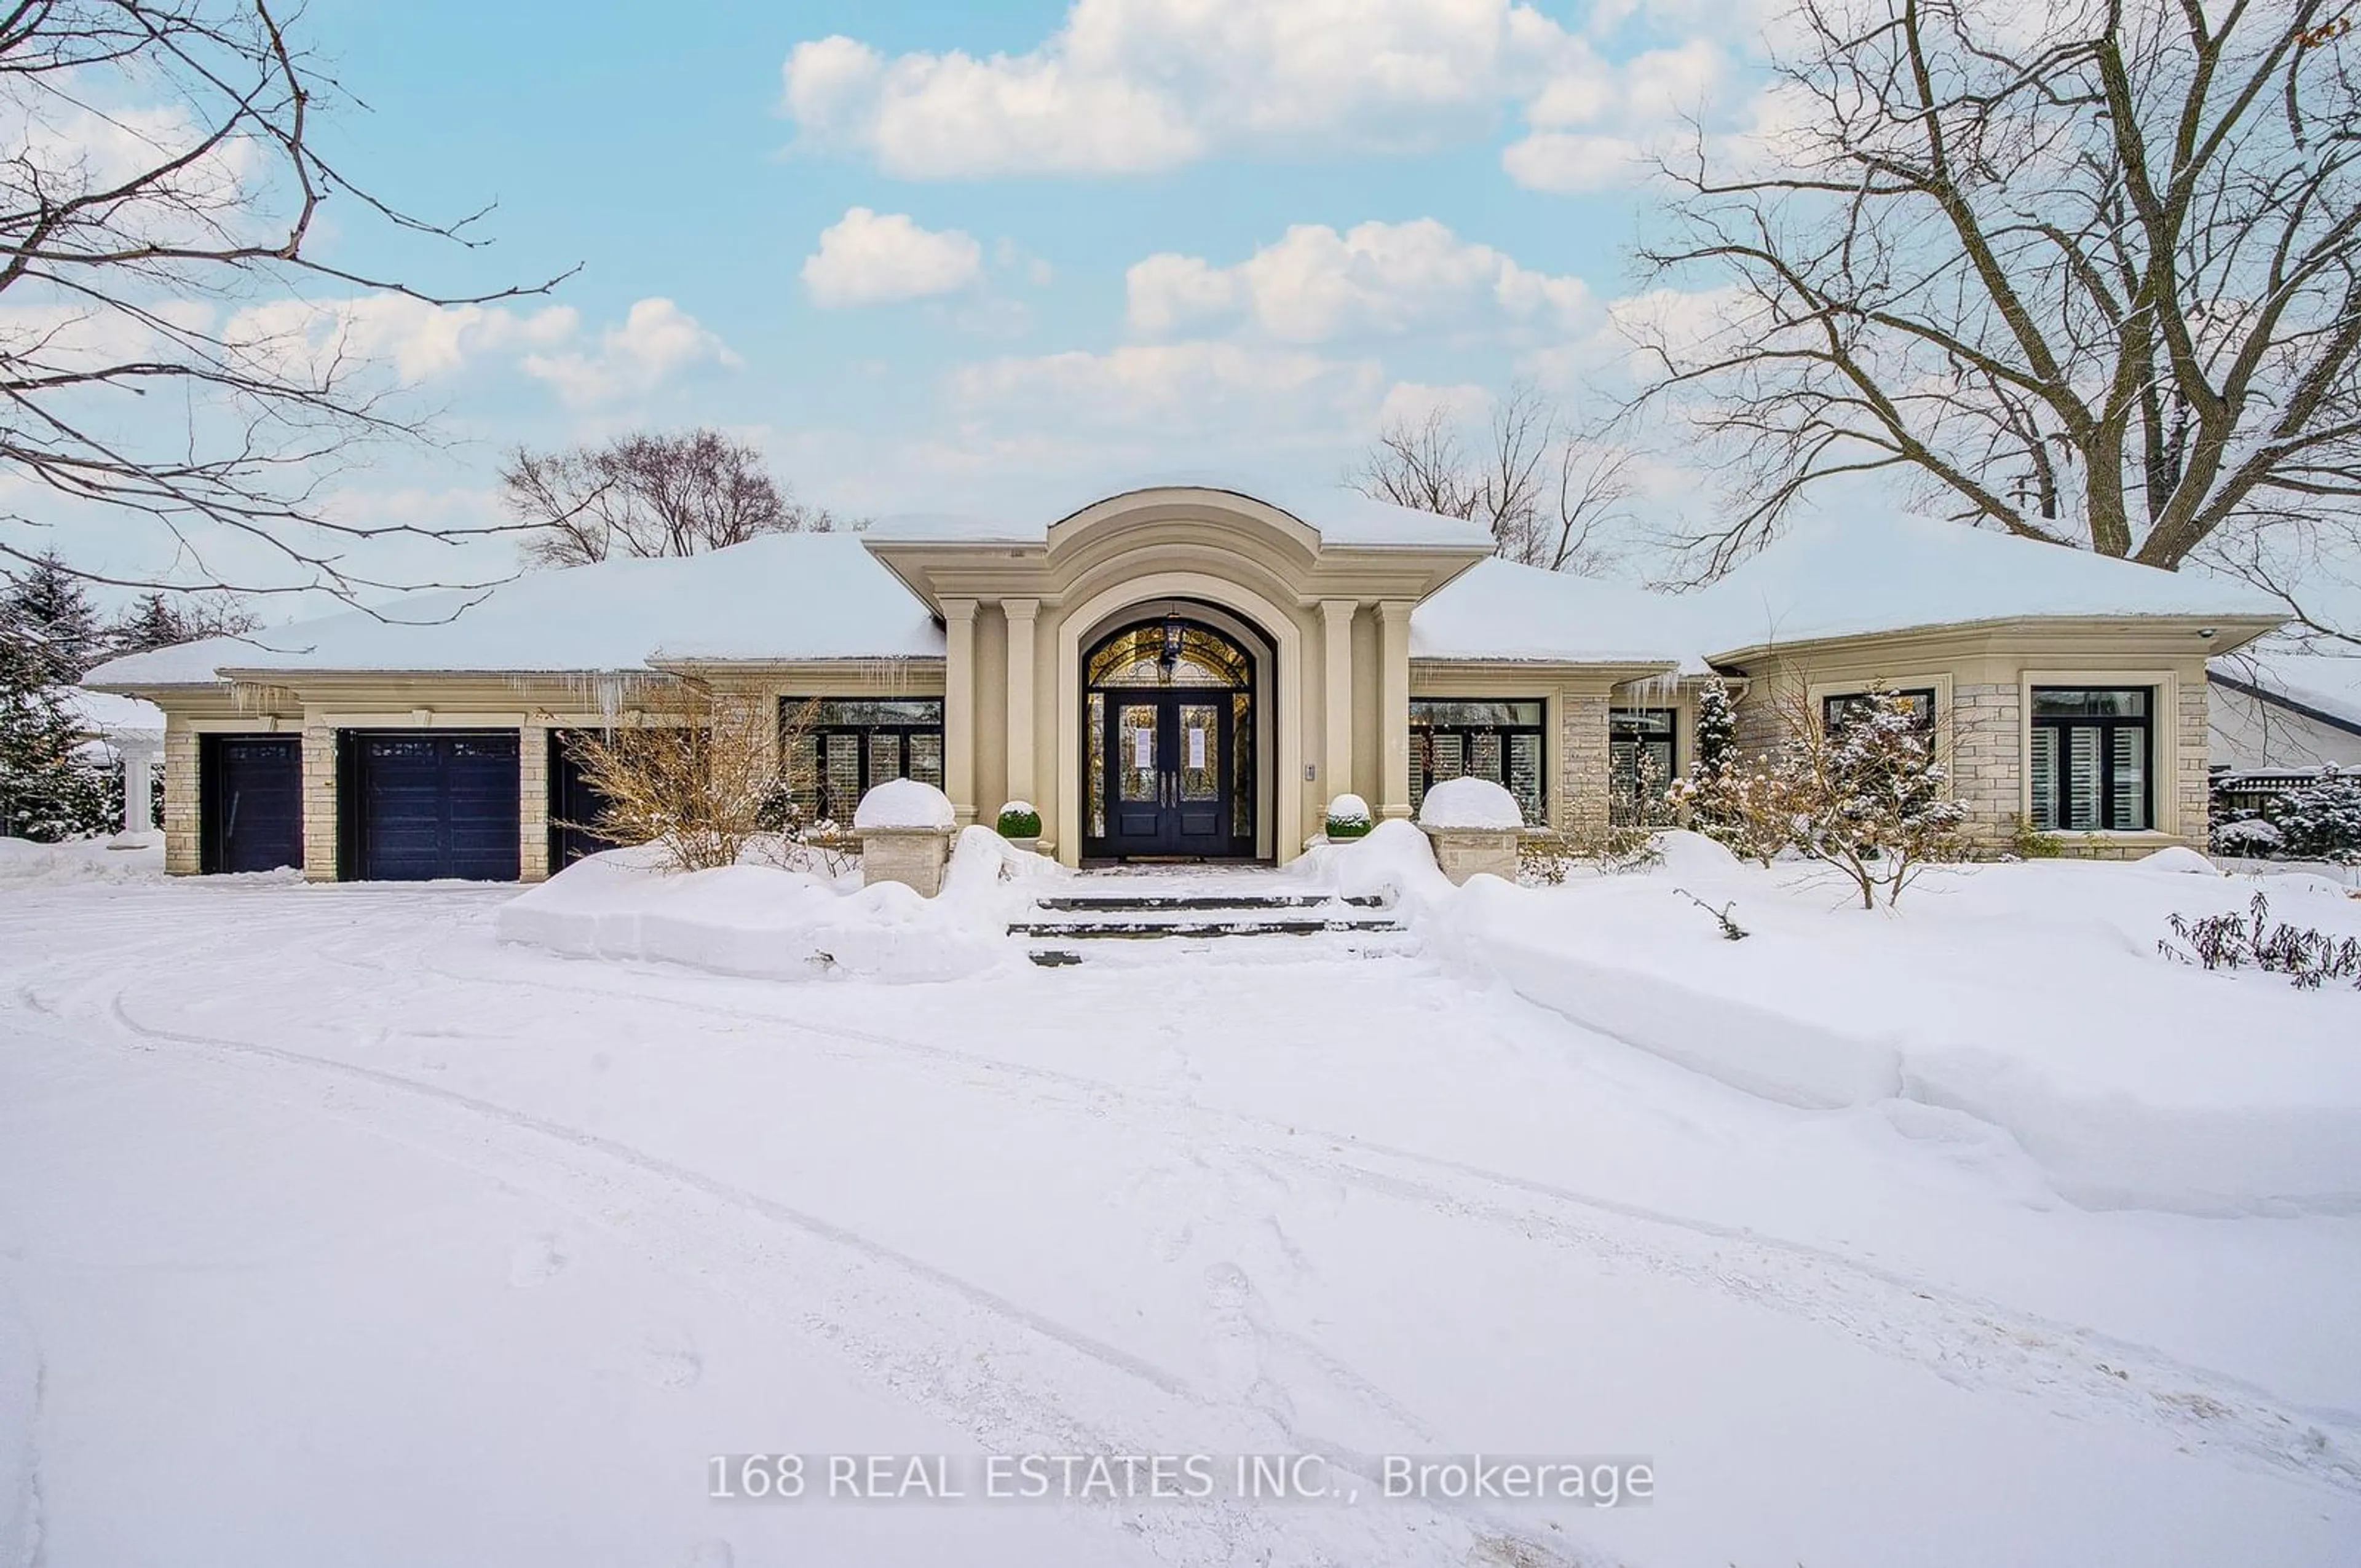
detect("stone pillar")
[1421,825,1520,886]
[1377,600,1412,820]
[1003,598,1038,807]
[942,598,978,825]
[860,829,953,897]
[162,721,200,874]
[301,715,339,882]
[518,722,550,882]
[1559,691,1611,842]
[2172,674,2209,850]
[1319,599,1356,800]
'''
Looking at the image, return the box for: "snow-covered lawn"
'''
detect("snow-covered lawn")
[3,846,2359,1566]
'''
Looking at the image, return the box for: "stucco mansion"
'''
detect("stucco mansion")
[87,483,2284,882]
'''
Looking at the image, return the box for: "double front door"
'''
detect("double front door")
[1102,691,1235,857]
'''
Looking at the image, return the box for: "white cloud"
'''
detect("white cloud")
[1126,220,1593,343]
[949,341,1383,433]
[1503,37,1739,192]
[782,0,1580,178]
[521,298,740,408]
[225,294,579,383]
[802,207,986,306]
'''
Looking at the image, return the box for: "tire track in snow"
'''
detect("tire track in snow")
[79,998,1605,1568]
[387,938,2361,1488]
[25,889,2360,1505]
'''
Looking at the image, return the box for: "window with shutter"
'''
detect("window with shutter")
[2030,688,2152,832]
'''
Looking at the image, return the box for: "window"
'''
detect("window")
[1822,688,1936,735]
[782,698,944,826]
[2030,687,2151,832]
[1609,709,1677,827]
[1410,699,1546,827]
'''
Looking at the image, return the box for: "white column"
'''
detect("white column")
[1318,599,1356,803]
[120,743,159,835]
[1003,598,1038,807]
[942,598,978,825]
[1378,600,1412,820]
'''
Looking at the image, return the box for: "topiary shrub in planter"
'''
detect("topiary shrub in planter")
[1324,792,1374,840]
[995,801,1043,842]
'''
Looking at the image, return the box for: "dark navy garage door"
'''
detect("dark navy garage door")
[342,731,520,881]
[200,735,304,874]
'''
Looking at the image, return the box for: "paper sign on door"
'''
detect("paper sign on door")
[1187,728,1206,768]
[1133,730,1153,769]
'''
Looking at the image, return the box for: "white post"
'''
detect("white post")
[943,598,978,826]
[122,744,159,834]
[1003,598,1038,806]
[1319,599,1356,800]
[1378,600,1412,820]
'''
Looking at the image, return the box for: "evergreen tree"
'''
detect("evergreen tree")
[105,591,259,658]
[1,552,106,683]
[1,625,120,841]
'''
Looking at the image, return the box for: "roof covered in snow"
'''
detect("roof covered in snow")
[1409,558,1700,671]
[863,476,1495,551]
[62,687,165,739]
[84,534,943,686]
[2210,653,2361,731]
[81,497,2287,691]
[1691,510,2285,654]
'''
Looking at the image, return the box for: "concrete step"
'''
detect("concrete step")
[1009,913,1404,940]
[1025,927,1417,968]
[1034,892,1386,913]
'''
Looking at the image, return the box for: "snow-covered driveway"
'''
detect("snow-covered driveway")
[2,877,2356,1566]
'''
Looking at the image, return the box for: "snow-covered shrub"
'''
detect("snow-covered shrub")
[2263,768,2361,862]
[2210,817,2285,857]
[1517,825,1663,883]
[2160,891,2361,990]
[554,680,813,872]
[1669,763,1799,867]
[1778,680,1965,908]
[995,801,1042,839]
[1324,792,1373,840]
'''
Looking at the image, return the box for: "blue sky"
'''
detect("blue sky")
[221,0,1767,576]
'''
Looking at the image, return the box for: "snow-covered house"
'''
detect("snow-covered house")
[81,483,2284,881]
[2208,653,2361,771]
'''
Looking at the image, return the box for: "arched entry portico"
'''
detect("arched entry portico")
[1053,570,1304,865]
[1081,605,1271,861]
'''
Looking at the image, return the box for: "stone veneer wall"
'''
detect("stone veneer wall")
[518,722,551,883]
[301,718,338,882]
[1558,691,1612,841]
[162,721,200,875]
[1945,682,2022,852]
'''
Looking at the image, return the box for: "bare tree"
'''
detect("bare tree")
[1352,384,1632,573]
[1629,0,2361,603]
[499,429,843,568]
[1,1,568,599]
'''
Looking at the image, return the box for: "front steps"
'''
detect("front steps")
[1014,888,1407,967]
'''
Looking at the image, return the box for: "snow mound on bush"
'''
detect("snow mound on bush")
[853,778,955,830]
[1325,793,1372,825]
[2137,845,2220,875]
[496,827,1048,983]
[1417,777,1522,829]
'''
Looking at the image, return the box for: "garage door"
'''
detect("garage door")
[200,735,304,874]
[342,731,520,881]
[547,730,623,872]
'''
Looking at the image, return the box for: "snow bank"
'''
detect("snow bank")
[1416,776,1522,829]
[853,778,955,831]
[495,829,1054,983]
[1312,830,2361,1216]
[0,833,176,888]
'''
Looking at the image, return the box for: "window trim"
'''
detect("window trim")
[1819,687,1938,735]
[2018,669,2180,838]
[1409,697,1550,829]
[780,696,946,826]
[2028,684,2156,835]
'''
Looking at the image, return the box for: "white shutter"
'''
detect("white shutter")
[2030,726,2057,829]
[2067,727,2102,830]
[2110,726,2147,830]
